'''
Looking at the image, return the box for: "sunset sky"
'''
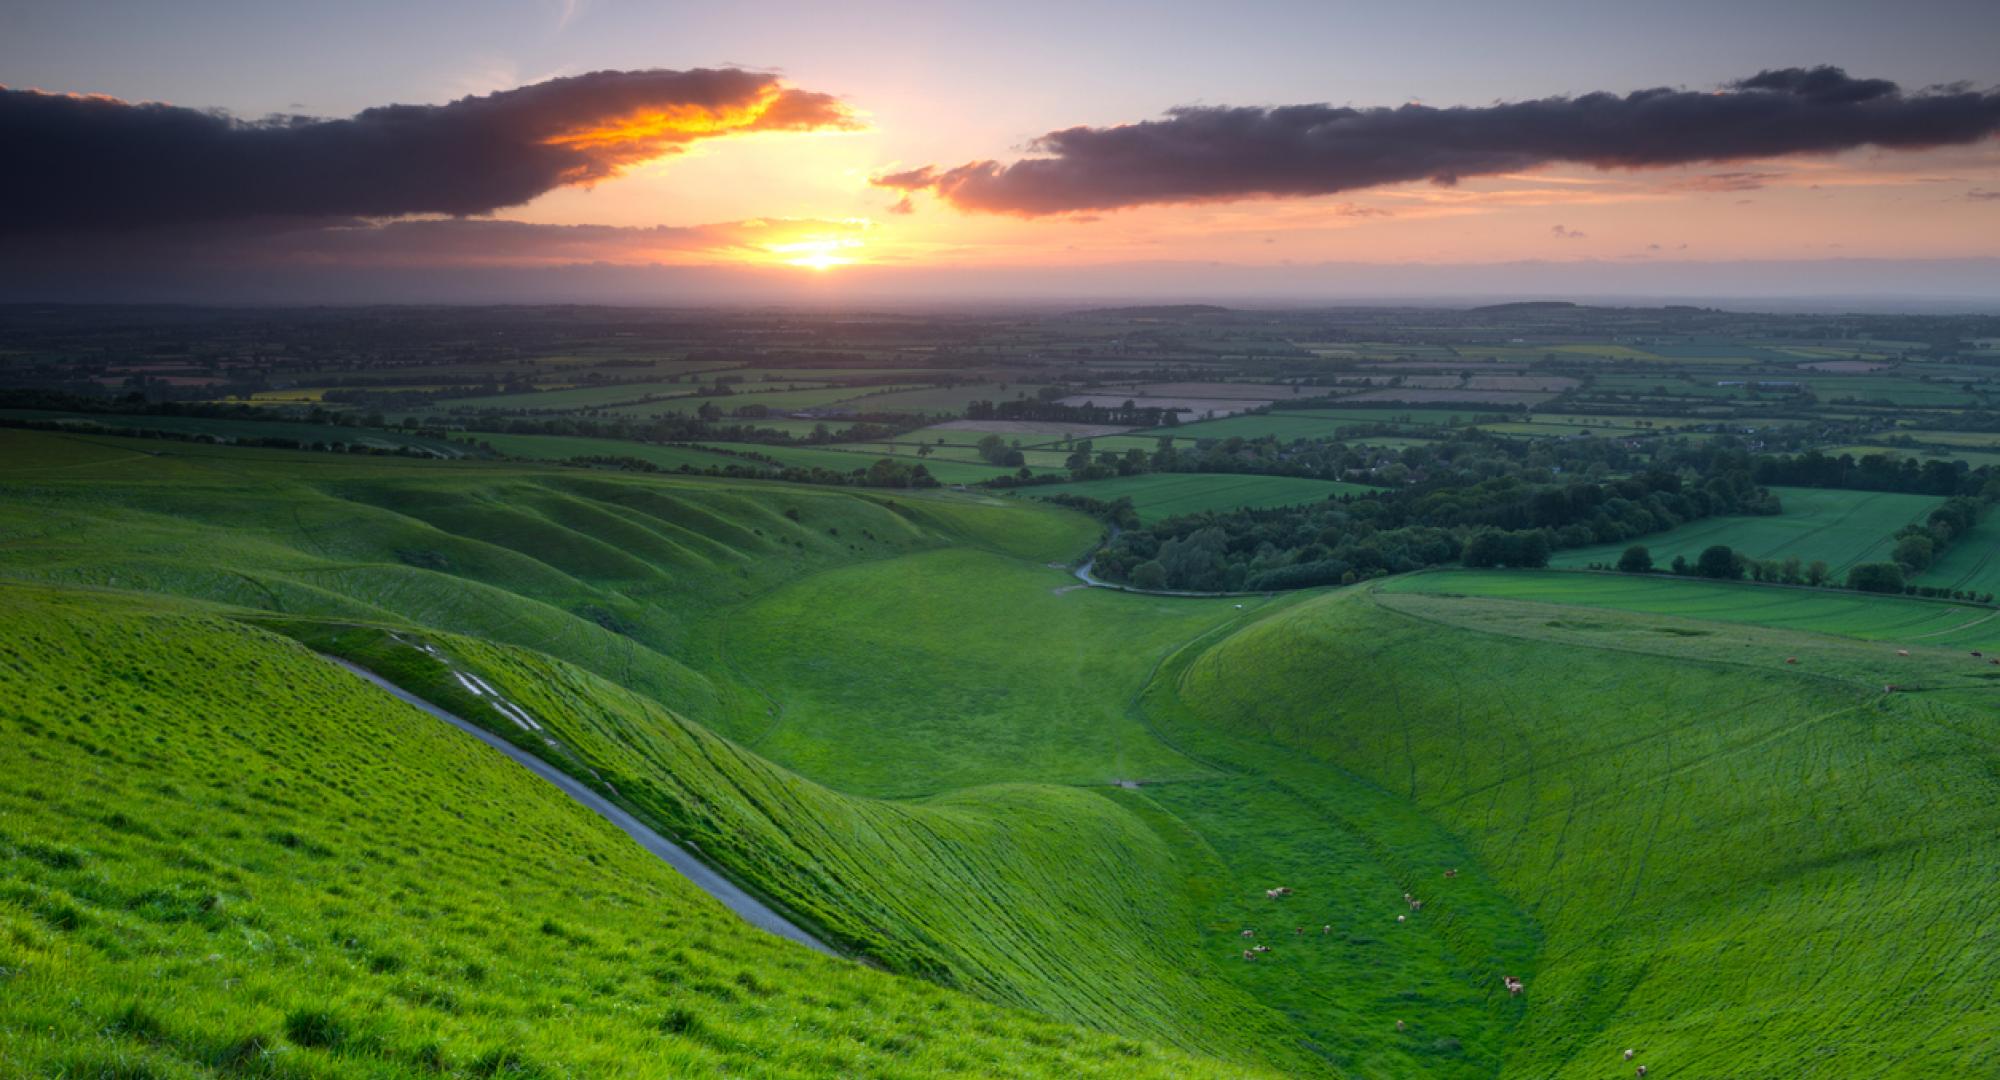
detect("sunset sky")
[3,0,1998,304]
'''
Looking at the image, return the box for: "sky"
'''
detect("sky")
[2,0,1998,305]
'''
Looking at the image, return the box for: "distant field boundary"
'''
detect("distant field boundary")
[1404,564,1998,609]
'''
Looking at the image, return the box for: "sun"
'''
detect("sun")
[767,235,862,271]
[788,250,853,271]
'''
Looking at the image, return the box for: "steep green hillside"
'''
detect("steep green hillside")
[1171,585,2000,1076]
[273,619,1308,1071]
[0,586,1257,1079]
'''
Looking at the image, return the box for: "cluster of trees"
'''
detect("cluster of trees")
[1753,450,1979,497]
[1090,468,1779,592]
[974,434,1027,468]
[1885,496,1989,574]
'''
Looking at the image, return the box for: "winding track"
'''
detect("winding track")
[322,656,837,956]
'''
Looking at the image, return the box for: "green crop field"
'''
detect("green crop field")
[1382,568,2000,650]
[1025,473,1373,521]
[6,423,1999,1078]
[1550,486,1940,573]
[1914,512,2000,598]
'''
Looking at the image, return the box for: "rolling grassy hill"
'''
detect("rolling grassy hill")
[7,426,1999,1077]
[1168,584,2000,1076]
[0,585,1251,1079]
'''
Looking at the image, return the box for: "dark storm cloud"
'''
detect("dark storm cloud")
[0,69,854,234]
[878,67,2000,216]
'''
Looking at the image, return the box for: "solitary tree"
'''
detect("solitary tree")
[1847,562,1906,594]
[1697,545,1744,580]
[1617,545,1653,573]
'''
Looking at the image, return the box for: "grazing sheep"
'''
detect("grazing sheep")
[1253,944,1269,954]
[1397,915,1406,923]
[1242,949,1256,961]
[1443,868,1458,878]
[1501,976,1524,996]
[1322,924,1332,935]
[1295,927,1306,935]
[1636,1067,1647,1077]
[1624,1049,1636,1061]
[1241,929,1256,937]
[1395,1020,1405,1031]
[1403,892,1413,902]
[1786,657,1798,664]
[1409,898,1424,911]
[1897,649,1910,656]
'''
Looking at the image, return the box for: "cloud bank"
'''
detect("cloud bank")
[0,68,855,233]
[878,67,2000,215]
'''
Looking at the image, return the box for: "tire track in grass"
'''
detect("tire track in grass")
[321,654,838,956]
